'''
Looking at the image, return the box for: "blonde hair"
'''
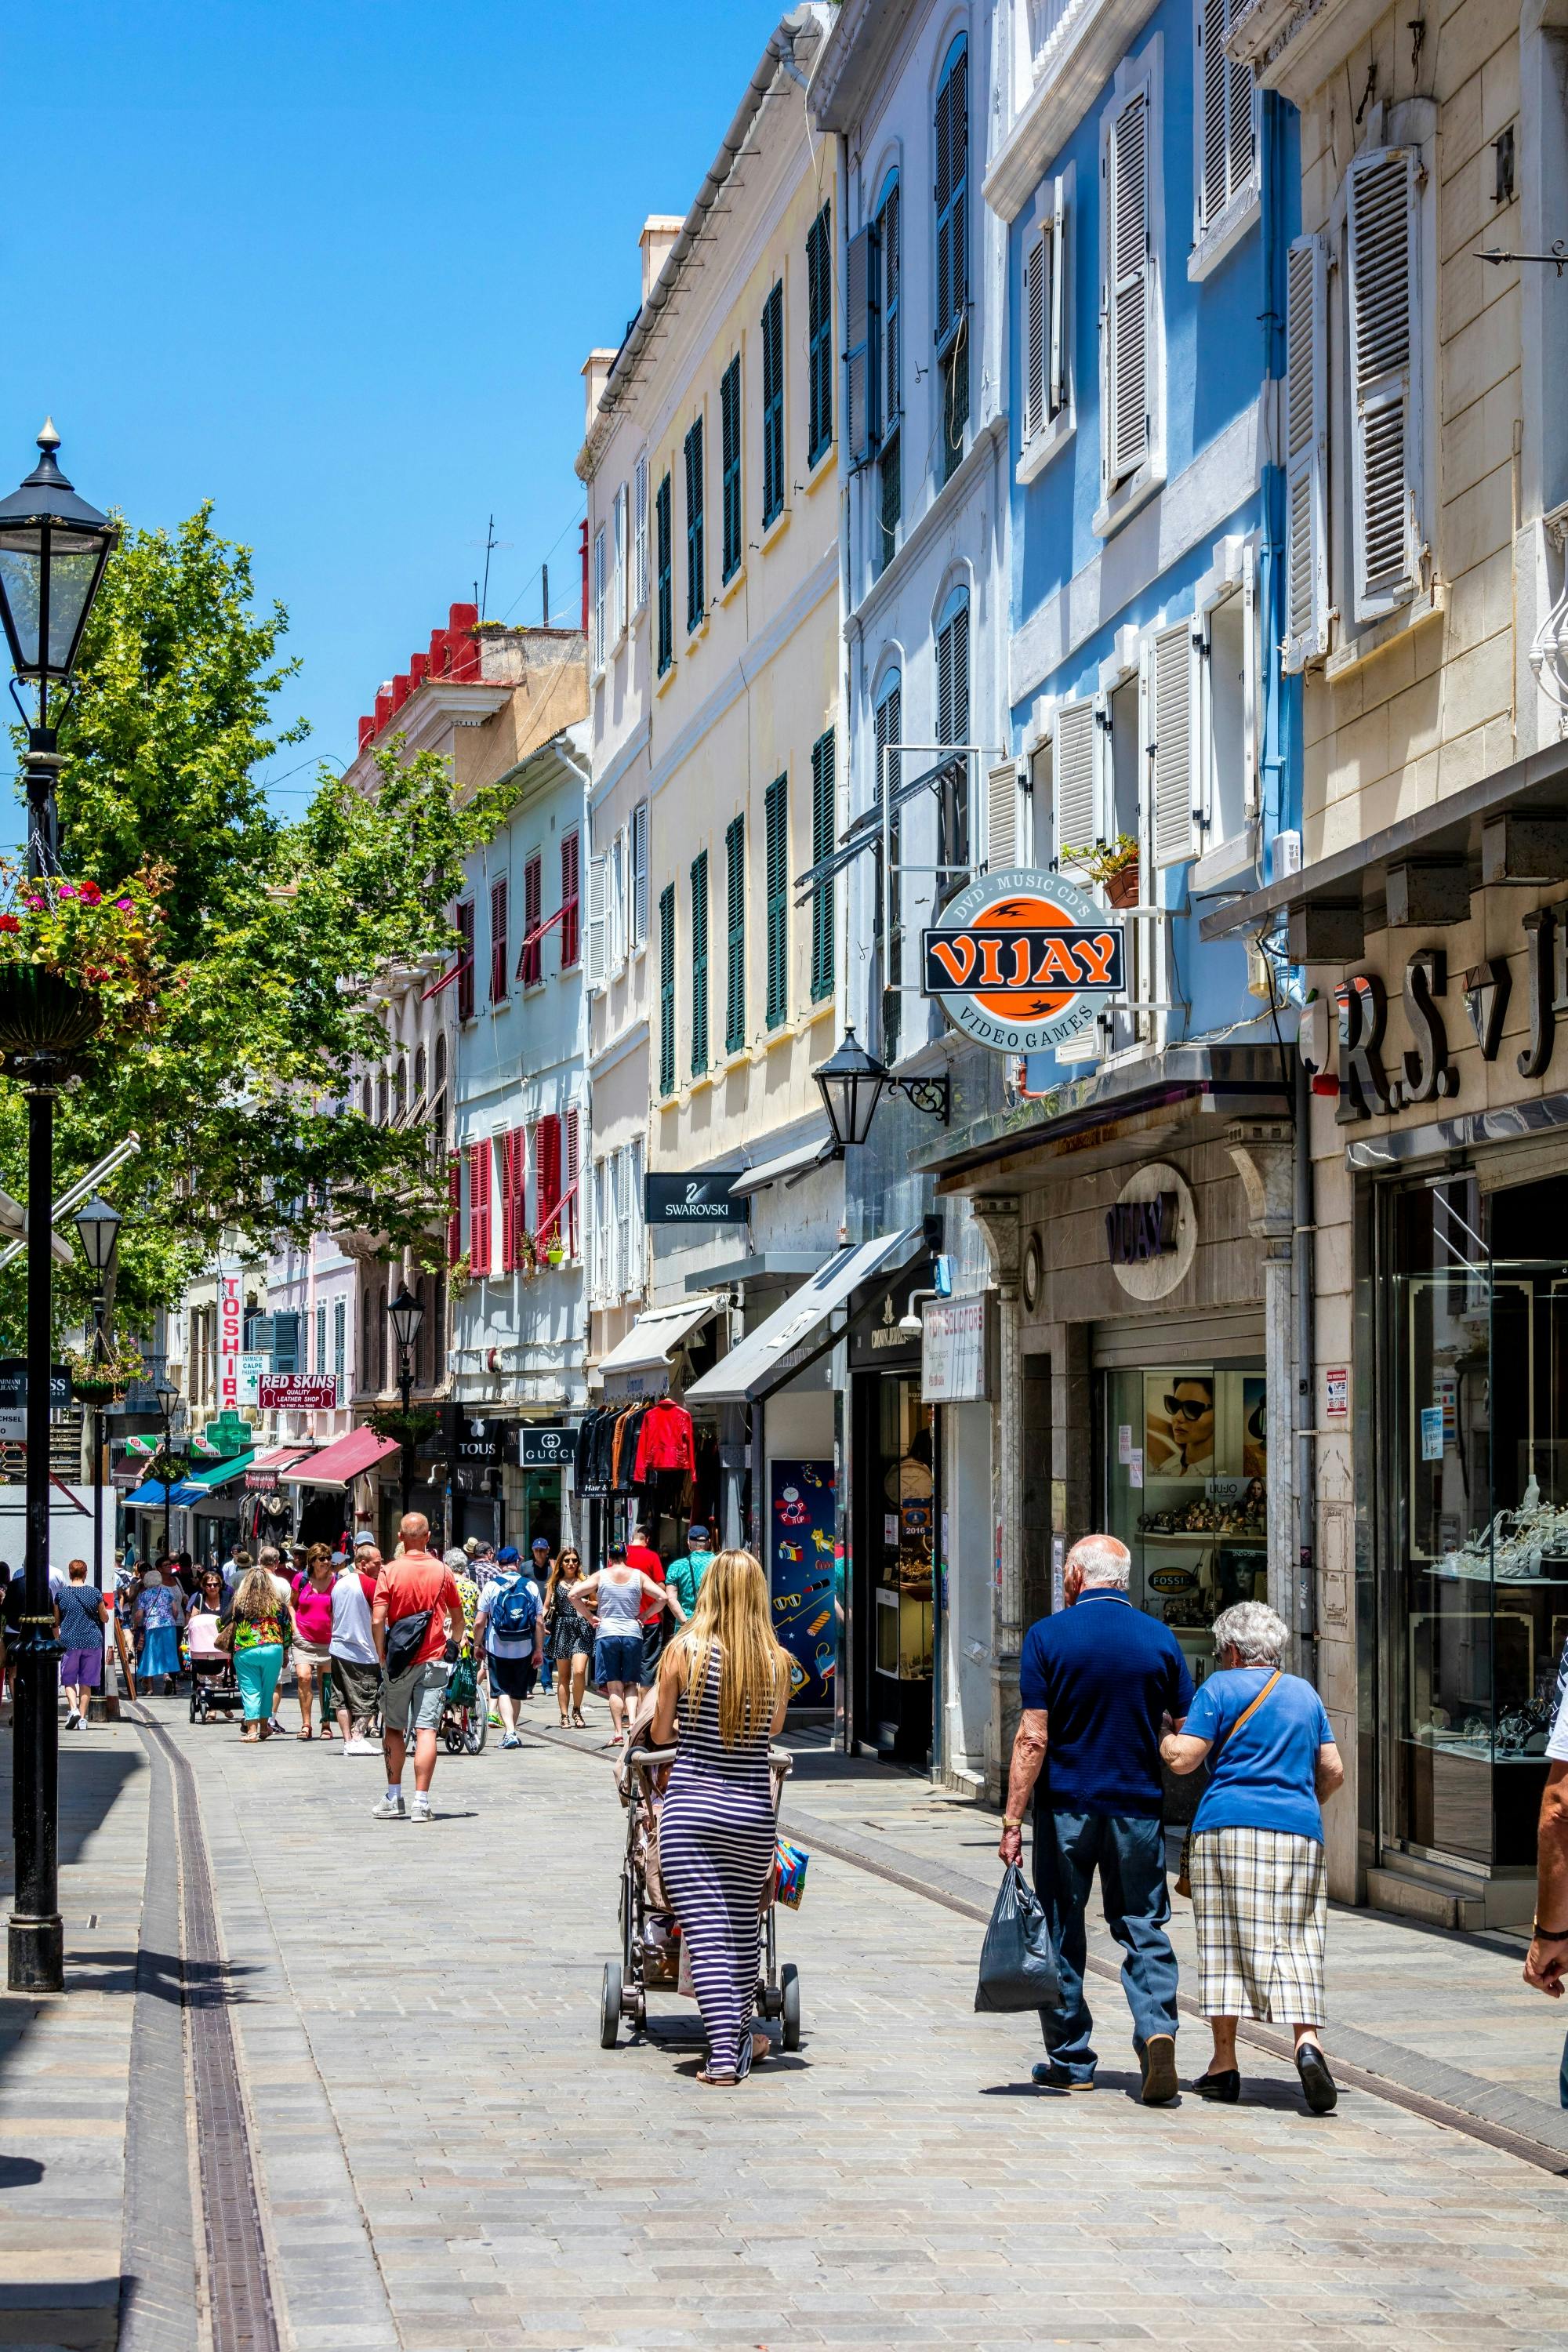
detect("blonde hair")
[671,1548,786,1747]
[232,1565,281,1621]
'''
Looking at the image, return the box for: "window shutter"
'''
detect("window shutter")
[633,455,648,612]
[1052,698,1098,862]
[986,760,1023,870]
[764,774,789,1029]
[684,417,705,632]
[489,873,509,1002]
[845,222,881,467]
[447,1153,462,1265]
[500,1128,517,1272]
[1105,86,1150,492]
[1283,234,1329,670]
[469,1140,491,1277]
[1199,0,1229,229]
[1150,621,1196,868]
[935,41,968,354]
[613,483,628,639]
[564,1107,580,1258]
[725,812,746,1051]
[880,181,902,425]
[538,1115,562,1240]
[935,599,969,748]
[1348,147,1421,623]
[810,728,837,1004]
[761,281,786,525]
[655,471,673,673]
[690,849,709,1074]
[560,828,580,967]
[720,356,742,581]
[592,526,607,670]
[521,854,542,986]
[658,884,676,1097]
[1241,540,1259,814]
[1049,177,1067,416]
[631,798,650,947]
[1023,225,1047,444]
[808,204,833,464]
[586,851,608,985]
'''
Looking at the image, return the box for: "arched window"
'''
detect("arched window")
[361,1076,373,1120]
[935,585,971,895]
[376,1070,389,1126]
[393,1059,407,1123]
[413,1043,427,1105]
[935,34,970,481]
[876,169,902,570]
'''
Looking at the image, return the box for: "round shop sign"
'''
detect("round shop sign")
[920,866,1125,1054]
[1107,1162,1197,1301]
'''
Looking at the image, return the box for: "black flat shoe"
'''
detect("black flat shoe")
[1295,2042,1338,2114]
[1193,2068,1240,2103]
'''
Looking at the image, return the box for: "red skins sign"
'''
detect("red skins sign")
[921,867,1125,1052]
[258,1374,339,1411]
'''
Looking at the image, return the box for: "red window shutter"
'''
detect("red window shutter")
[456,901,476,1022]
[490,876,510,1004]
[538,1113,562,1237]
[469,1140,491,1275]
[500,1130,516,1272]
[565,1107,580,1256]
[512,1125,528,1262]
[561,831,581,967]
[447,1154,462,1265]
[522,855,543,986]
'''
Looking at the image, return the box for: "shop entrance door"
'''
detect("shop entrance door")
[853,1371,935,1762]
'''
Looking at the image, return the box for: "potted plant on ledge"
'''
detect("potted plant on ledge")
[1058,833,1142,909]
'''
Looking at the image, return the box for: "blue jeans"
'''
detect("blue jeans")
[1031,1806,1180,2081]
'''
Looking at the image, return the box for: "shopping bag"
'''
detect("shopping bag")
[774,1838,810,1910]
[974,1864,1061,2013]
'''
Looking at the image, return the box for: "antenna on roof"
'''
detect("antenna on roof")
[542,563,550,628]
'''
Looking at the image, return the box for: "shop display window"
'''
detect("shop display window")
[1390,1174,1568,1867]
[874,1377,933,1686]
[1102,1366,1269,1697]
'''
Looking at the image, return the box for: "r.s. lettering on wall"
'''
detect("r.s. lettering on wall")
[1327,904,1568,1122]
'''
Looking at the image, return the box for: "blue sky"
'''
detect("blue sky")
[2,2,773,834]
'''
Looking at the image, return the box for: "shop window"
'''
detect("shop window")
[873,1377,934,1702]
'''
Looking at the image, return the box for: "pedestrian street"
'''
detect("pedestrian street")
[4,1698,1568,2352]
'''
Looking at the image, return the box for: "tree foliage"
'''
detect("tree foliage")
[0,506,507,1342]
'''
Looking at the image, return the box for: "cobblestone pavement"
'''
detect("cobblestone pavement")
[8,1692,1568,2351]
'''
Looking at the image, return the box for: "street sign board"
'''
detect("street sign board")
[518,1424,572,1469]
[0,1359,72,1439]
[921,866,1124,1054]
[643,1171,746,1224]
[258,1374,339,1410]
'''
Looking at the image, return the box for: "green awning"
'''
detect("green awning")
[184,1452,254,1494]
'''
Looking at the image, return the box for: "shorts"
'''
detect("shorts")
[641,1617,666,1683]
[594,1632,645,1688]
[330,1656,382,1721]
[60,1646,101,1689]
[381,1657,450,1736]
[486,1650,536,1700]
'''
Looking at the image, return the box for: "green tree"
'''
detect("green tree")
[2,507,508,1340]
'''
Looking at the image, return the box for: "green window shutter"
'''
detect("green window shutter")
[724,814,746,1052]
[690,849,709,1075]
[807,203,833,466]
[684,418,705,633]
[720,358,742,583]
[658,884,676,1098]
[761,282,785,526]
[935,38,970,481]
[874,683,903,1061]
[655,474,673,675]
[810,728,836,1004]
[764,775,789,1029]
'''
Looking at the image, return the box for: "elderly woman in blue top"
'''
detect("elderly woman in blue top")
[1161,1599,1345,2114]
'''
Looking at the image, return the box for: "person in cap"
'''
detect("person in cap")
[667,1524,716,1621]
[474,1547,545,1747]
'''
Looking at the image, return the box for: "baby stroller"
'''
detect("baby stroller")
[598,1736,800,2051]
[438,1650,488,1755]
[188,1645,242,1725]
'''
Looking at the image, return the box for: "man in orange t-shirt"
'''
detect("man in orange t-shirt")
[370,1512,465,1823]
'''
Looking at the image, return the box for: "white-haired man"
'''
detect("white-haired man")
[998,1533,1192,2103]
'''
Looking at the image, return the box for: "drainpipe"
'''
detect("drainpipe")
[1294,1053,1318,1683]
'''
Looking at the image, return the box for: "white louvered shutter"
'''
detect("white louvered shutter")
[1241,541,1259,814]
[1105,88,1150,492]
[613,484,628,640]
[1023,225,1047,444]
[586,853,608,987]
[1052,698,1098,864]
[844,222,880,466]
[1200,0,1229,229]
[1283,234,1329,669]
[633,456,649,612]
[1049,176,1068,417]
[985,760,1023,870]
[1348,147,1421,623]
[1150,622,1196,867]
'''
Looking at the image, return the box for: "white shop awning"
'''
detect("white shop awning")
[595,1294,723,1380]
[684,1229,923,1406]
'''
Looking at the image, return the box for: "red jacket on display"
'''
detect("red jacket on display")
[633,1398,696,1481]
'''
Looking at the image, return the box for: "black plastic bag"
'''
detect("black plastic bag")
[975,1864,1061,2013]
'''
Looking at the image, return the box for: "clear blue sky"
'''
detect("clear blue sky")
[2,2,775,833]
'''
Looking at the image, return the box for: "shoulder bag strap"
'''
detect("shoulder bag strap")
[1214,1668,1282,1759]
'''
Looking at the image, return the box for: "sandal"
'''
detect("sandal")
[297,1728,314,1740]
[572,1710,586,1728]
[318,1724,336,1740]
[696,2069,739,2087]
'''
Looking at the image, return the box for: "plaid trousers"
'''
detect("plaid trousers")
[1189,1824,1327,2024]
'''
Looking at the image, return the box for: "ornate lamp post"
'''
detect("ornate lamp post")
[154,1376,178,1563]
[71,1194,122,1618]
[387,1286,425,1515]
[0,426,117,1994]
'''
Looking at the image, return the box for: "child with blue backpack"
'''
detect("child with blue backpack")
[474,1545,545,1749]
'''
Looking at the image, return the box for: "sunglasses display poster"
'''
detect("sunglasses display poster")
[769,1460,837,1705]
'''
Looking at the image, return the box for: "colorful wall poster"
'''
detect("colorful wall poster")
[769,1458,837,1706]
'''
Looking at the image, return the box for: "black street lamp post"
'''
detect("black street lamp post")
[813,1026,951,1153]
[73,1195,122,1622]
[387,1287,425,1515]
[154,1377,177,1563]
[0,426,117,1994]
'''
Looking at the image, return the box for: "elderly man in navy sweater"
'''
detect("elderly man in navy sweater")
[999,1533,1193,2103]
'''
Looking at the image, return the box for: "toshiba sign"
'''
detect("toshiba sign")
[921,868,1124,1053]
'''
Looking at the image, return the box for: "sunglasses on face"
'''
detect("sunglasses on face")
[1163,1394,1210,1420]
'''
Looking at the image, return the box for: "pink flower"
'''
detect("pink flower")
[115,897,132,911]
[56,883,75,899]
[23,898,42,912]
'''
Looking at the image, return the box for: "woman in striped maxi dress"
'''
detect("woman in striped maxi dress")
[650,1549,791,2086]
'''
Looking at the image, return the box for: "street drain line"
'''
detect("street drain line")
[520,1718,1568,2180]
[135,1711,281,2352]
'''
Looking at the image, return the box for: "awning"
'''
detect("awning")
[684,1229,924,1405]
[183,1453,254,1496]
[125,1476,208,1508]
[279,1428,399,1490]
[244,1443,316,1492]
[731,1127,835,1196]
[596,1295,722,1380]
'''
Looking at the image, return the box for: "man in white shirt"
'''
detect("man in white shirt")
[330,1547,383,1755]
[1525,1636,1568,2108]
[474,1558,544,1749]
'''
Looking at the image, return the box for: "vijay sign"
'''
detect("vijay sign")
[921,867,1124,1053]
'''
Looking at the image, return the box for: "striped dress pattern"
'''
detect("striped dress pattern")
[658,1644,776,2079]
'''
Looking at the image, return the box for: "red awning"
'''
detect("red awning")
[244,1444,317,1492]
[278,1427,399,1490]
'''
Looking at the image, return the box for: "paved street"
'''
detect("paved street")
[5,1693,1568,2351]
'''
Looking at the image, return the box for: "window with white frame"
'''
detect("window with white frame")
[1194,557,1258,858]
[632,455,649,613]
[612,482,629,641]
[1282,233,1329,670]
[1020,172,1070,474]
[607,826,628,970]
[1098,58,1163,528]
[1191,0,1258,278]
[591,524,608,673]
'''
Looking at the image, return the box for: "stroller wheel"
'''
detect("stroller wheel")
[781,1963,801,2051]
[441,1721,464,1755]
[188,1691,199,1723]
[599,1961,622,2049]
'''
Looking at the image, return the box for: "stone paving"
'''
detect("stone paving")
[7,1691,1568,2350]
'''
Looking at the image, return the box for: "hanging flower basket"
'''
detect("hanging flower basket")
[0,863,168,1064]
[0,964,103,1059]
[545,1240,564,1267]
